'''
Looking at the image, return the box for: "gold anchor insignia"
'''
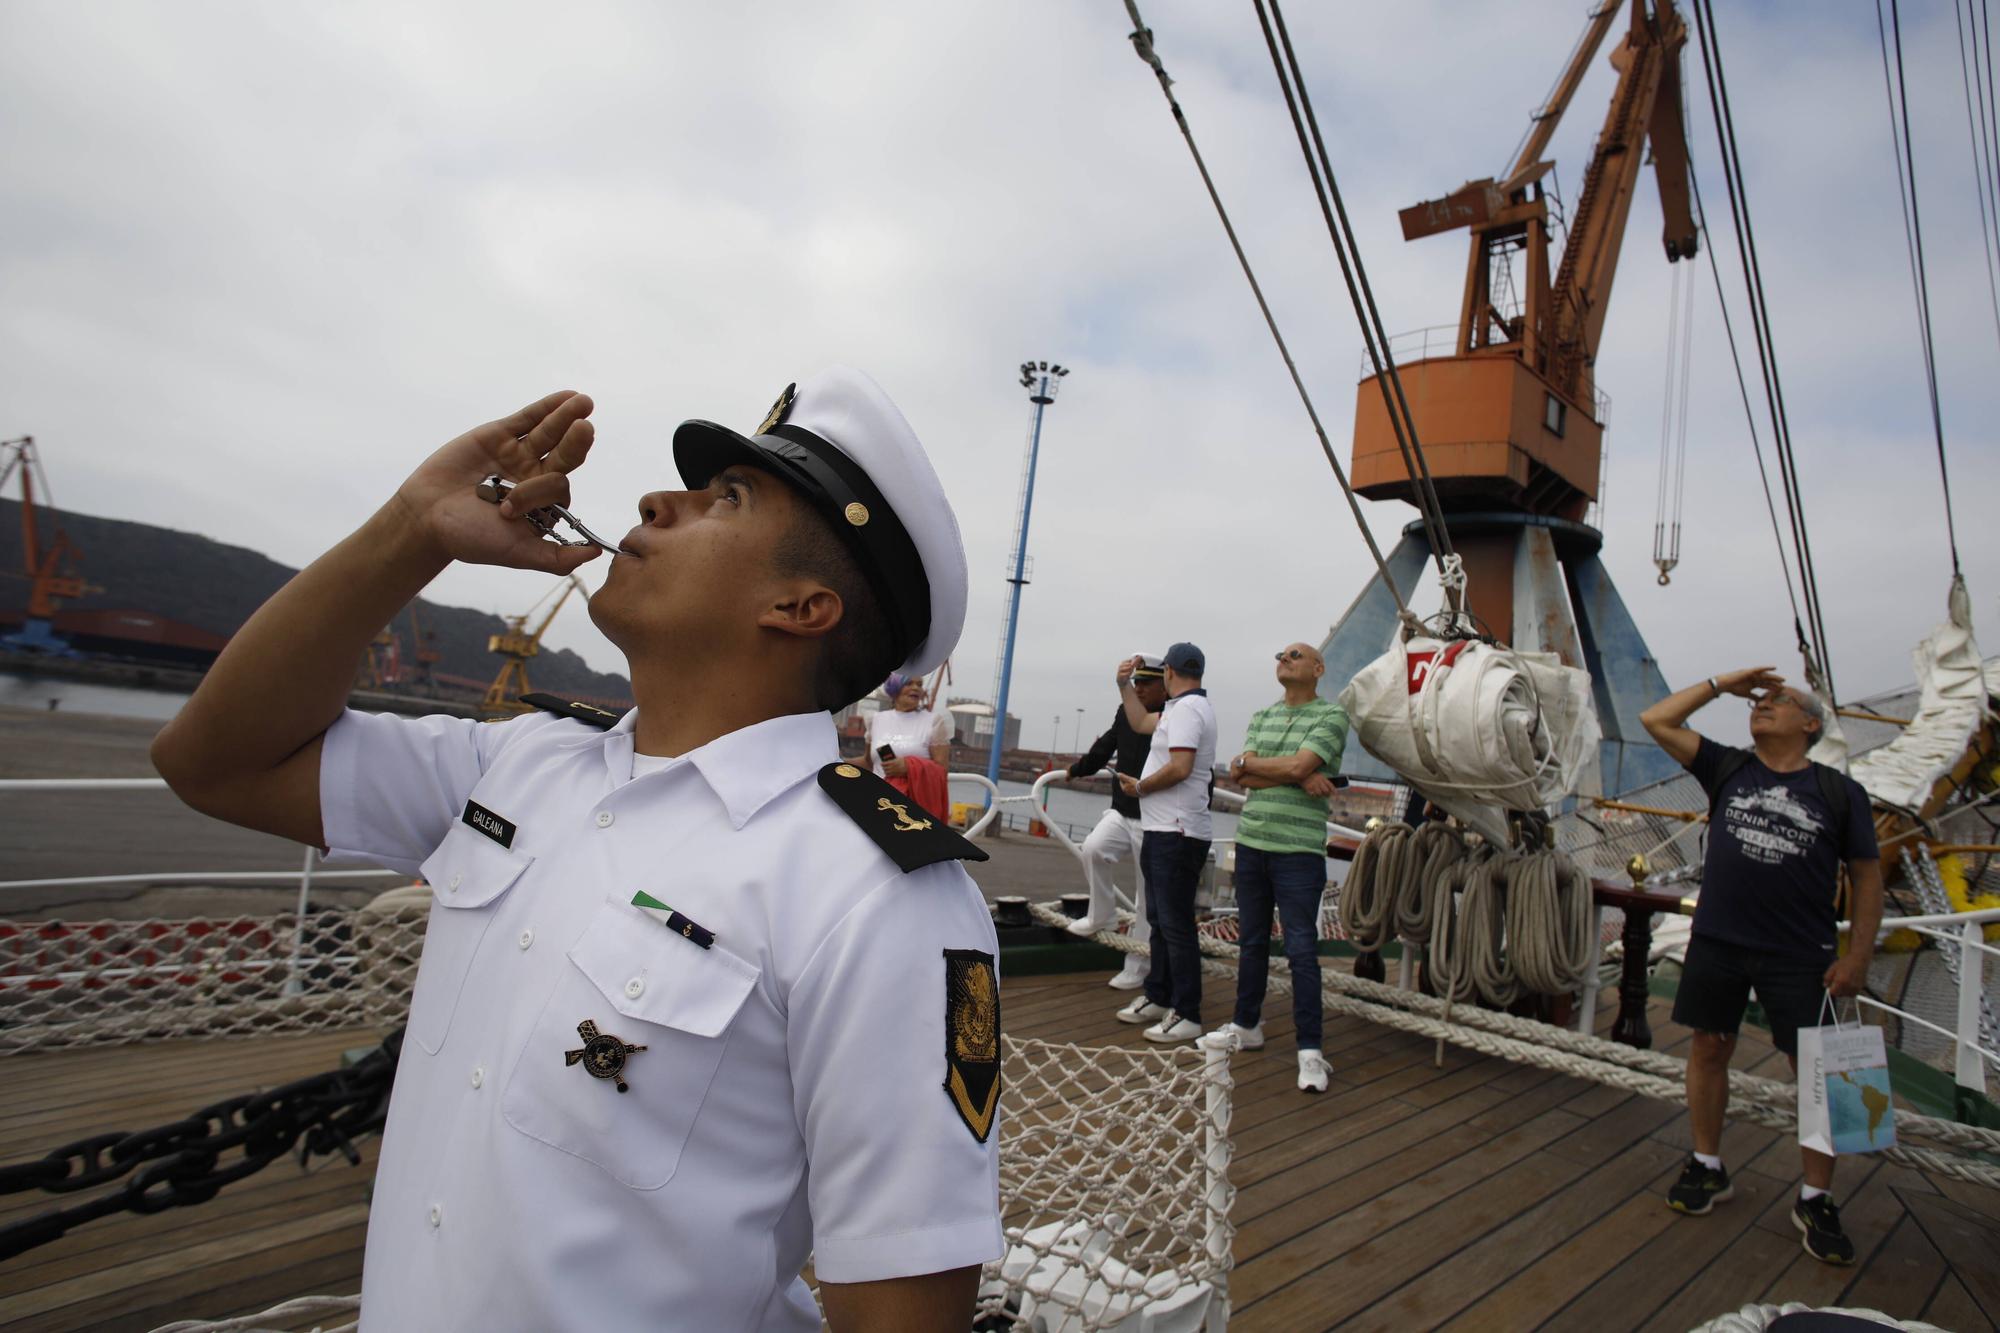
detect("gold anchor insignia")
[876,796,934,832]
[757,382,797,436]
[565,1019,648,1093]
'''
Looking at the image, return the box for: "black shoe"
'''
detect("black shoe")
[1792,1194,1856,1265]
[1665,1157,1734,1214]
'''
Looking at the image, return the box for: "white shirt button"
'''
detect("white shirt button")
[448,872,463,891]
[596,810,614,828]
[518,929,534,950]
[625,977,645,999]
[470,1066,484,1089]
[428,1203,443,1228]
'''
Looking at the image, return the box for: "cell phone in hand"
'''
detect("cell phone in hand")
[877,744,897,762]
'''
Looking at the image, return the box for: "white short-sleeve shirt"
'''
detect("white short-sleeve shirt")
[321,705,1003,1332]
[866,705,954,776]
[1138,689,1217,839]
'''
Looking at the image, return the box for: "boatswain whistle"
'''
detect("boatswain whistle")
[475,474,620,550]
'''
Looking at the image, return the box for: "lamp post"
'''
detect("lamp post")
[1073,706,1085,754]
[983,360,1068,805]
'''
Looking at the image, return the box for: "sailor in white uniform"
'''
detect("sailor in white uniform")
[152,368,1003,1331]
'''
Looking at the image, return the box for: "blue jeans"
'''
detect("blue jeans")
[1231,845,1325,1049]
[1141,830,1210,1023]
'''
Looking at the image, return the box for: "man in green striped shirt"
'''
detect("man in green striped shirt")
[1200,642,1348,1092]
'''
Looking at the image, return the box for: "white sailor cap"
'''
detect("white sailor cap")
[672,367,968,678]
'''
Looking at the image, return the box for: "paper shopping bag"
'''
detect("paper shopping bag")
[1797,1001,1897,1156]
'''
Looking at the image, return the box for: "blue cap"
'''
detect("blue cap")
[1165,642,1205,676]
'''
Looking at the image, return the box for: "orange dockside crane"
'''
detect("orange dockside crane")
[1323,0,1699,795]
[1,436,102,655]
[481,575,587,717]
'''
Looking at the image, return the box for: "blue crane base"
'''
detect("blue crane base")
[1317,513,1680,798]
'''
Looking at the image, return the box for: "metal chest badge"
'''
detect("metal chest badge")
[942,949,1001,1143]
[566,1020,647,1093]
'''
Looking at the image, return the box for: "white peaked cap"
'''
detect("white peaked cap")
[672,366,969,678]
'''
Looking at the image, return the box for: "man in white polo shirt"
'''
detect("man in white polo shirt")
[1110,642,1217,1043]
[151,370,1003,1330]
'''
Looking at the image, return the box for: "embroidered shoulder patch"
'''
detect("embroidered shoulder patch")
[943,949,1001,1143]
[518,693,626,730]
[814,763,990,872]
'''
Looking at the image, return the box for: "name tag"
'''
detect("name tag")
[462,800,516,849]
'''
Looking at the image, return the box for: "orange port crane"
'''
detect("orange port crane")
[1353,0,1696,525]
[1,436,101,653]
[482,575,587,716]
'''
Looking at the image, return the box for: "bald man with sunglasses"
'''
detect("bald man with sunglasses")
[1205,642,1348,1092]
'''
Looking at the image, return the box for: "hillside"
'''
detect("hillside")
[0,497,631,702]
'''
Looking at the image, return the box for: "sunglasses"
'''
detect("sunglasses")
[1275,649,1310,662]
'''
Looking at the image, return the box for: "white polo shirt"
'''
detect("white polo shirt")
[866,705,954,776]
[1138,689,1217,839]
[320,704,1003,1332]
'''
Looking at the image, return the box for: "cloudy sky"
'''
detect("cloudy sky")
[4,1,1995,758]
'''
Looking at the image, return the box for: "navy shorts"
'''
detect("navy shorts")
[1671,933,1830,1058]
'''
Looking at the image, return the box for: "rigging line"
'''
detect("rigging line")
[1691,0,1837,694]
[1269,0,1459,567]
[1884,0,1964,575]
[1696,160,1808,624]
[1982,0,2000,226]
[1654,264,1683,546]
[1119,0,1414,620]
[1957,0,2000,352]
[1689,3,1814,631]
[1254,0,1458,569]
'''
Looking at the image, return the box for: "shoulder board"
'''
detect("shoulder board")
[518,693,626,730]
[816,762,990,873]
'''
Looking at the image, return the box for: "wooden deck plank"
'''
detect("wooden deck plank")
[2,967,1994,1332]
[1341,1138,1681,1332]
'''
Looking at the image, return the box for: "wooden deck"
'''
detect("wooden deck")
[2,973,1996,1332]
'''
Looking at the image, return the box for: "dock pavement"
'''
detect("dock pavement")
[0,706,1089,920]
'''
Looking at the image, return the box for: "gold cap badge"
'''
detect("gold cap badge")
[844,502,870,527]
[757,382,797,436]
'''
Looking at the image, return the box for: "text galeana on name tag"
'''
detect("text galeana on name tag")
[462,800,516,849]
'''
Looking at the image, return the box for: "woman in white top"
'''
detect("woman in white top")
[868,673,953,778]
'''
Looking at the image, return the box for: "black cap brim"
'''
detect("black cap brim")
[670,418,930,664]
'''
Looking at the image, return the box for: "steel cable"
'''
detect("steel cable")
[1120,2,1418,627]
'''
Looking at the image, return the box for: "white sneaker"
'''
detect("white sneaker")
[1144,1015,1203,1043]
[1116,997,1168,1025]
[1107,959,1148,990]
[1065,916,1108,938]
[1297,1049,1331,1093]
[1198,1022,1265,1053]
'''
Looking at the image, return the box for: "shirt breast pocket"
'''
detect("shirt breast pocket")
[409,823,535,1056]
[502,900,760,1190]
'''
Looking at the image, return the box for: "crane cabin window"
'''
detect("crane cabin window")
[1543,392,1567,438]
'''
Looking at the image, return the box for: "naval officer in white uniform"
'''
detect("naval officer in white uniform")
[152,369,1004,1331]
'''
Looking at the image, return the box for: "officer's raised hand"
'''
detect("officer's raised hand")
[390,389,604,575]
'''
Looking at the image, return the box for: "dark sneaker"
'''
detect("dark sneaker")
[1792,1194,1856,1265]
[1665,1157,1734,1214]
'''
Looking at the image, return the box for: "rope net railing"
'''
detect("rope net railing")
[1034,901,2000,1191]
[0,893,426,1054]
[975,1036,1233,1332]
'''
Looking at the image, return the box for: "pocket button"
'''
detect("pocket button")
[624,977,645,999]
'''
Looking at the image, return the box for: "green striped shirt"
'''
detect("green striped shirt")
[1236,697,1349,856]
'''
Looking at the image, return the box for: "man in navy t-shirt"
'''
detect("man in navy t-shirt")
[1640,666,1883,1266]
